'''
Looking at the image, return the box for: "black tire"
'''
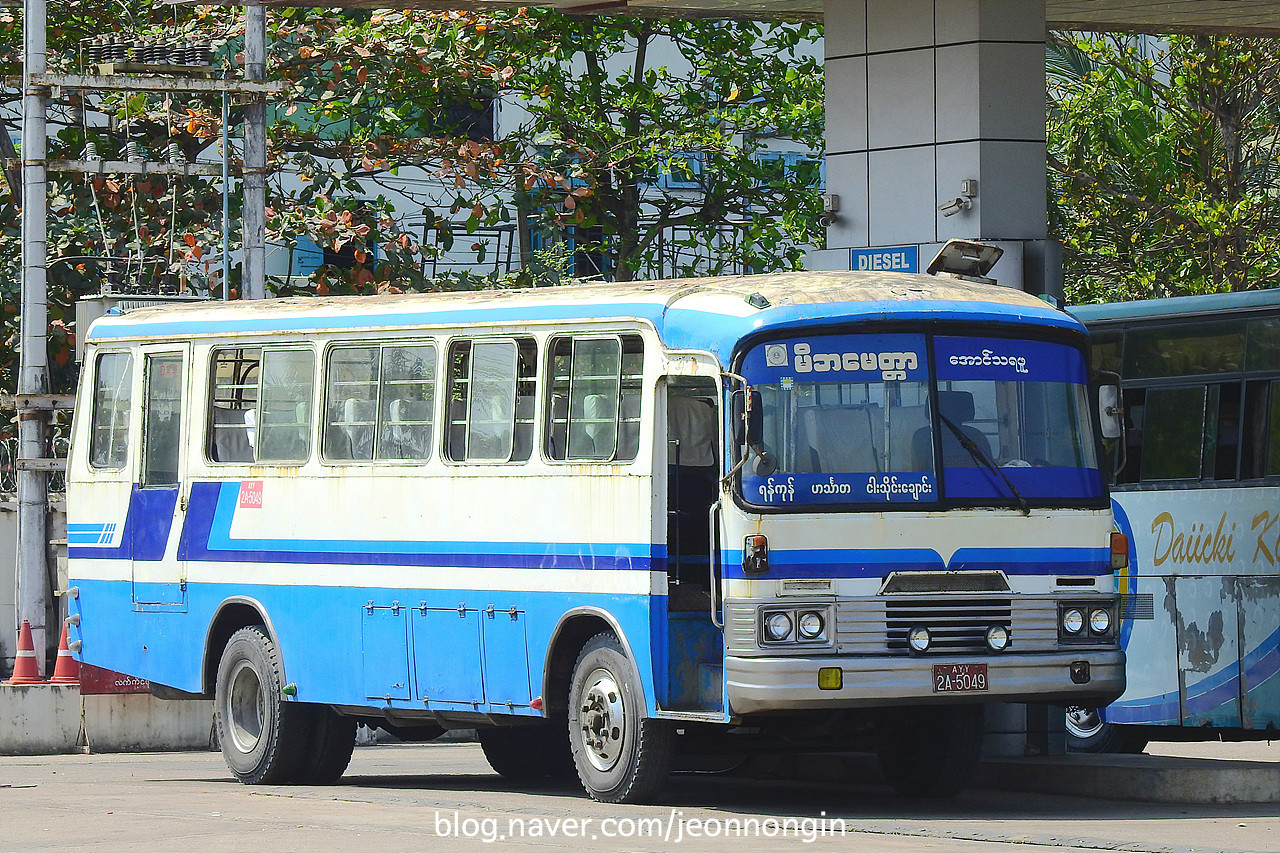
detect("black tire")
[478,722,574,784]
[567,632,673,804]
[297,706,357,784]
[876,704,983,798]
[214,625,312,784]
[1065,706,1148,754]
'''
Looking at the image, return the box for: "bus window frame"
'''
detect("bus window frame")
[87,348,135,472]
[204,343,318,466]
[1090,311,1280,490]
[542,332,645,465]
[727,320,1108,514]
[319,337,439,467]
[442,334,538,466]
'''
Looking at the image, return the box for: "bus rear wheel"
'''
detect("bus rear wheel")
[876,704,983,798]
[214,625,312,784]
[568,633,673,804]
[296,706,357,784]
[479,722,575,784]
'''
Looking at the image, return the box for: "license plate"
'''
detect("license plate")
[933,663,988,693]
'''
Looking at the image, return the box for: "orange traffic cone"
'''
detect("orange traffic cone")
[49,623,79,685]
[5,620,47,685]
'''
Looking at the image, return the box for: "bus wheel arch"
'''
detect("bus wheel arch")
[203,598,278,698]
[542,609,644,718]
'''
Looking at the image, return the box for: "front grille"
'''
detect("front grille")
[885,596,1011,652]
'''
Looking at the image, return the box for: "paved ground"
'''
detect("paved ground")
[1,743,1276,853]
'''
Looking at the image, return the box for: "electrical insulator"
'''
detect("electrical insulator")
[167,142,186,165]
[125,141,143,163]
[83,141,100,161]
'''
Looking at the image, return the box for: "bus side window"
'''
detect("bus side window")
[377,344,435,461]
[1138,387,1205,481]
[208,347,261,463]
[446,338,536,463]
[258,349,315,462]
[89,351,133,469]
[545,334,643,463]
[324,346,378,461]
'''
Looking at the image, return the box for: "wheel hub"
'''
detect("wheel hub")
[1065,705,1104,739]
[579,668,625,772]
[227,660,265,754]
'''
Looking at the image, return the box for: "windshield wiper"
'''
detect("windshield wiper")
[938,414,1030,515]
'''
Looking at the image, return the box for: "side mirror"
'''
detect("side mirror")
[1097,377,1123,441]
[731,388,764,447]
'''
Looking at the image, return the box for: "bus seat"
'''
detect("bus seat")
[381,399,430,459]
[339,397,374,460]
[801,405,883,474]
[618,391,641,460]
[583,393,614,456]
[888,404,930,471]
[668,396,716,467]
[913,390,988,468]
[211,406,254,463]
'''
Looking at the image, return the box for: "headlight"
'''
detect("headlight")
[797,611,825,640]
[1061,608,1085,635]
[907,625,931,653]
[1089,608,1112,635]
[985,624,1011,652]
[764,611,793,641]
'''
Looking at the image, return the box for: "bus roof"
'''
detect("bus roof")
[86,270,1080,364]
[1069,288,1280,326]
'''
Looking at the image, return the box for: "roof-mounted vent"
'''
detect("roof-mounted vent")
[926,239,1003,285]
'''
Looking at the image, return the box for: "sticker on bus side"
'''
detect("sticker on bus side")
[239,480,263,509]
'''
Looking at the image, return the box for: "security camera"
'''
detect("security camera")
[938,197,972,217]
[817,212,836,227]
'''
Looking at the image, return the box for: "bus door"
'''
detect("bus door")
[662,375,724,712]
[131,345,191,609]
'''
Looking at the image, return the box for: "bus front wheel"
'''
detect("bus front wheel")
[567,633,673,804]
[876,704,983,798]
[214,625,312,784]
[1065,706,1148,754]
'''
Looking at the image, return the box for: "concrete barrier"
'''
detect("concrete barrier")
[0,684,81,754]
[980,754,1280,805]
[82,694,214,752]
[746,749,1279,804]
[0,684,214,755]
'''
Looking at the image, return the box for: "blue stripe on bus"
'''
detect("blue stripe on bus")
[721,546,1110,579]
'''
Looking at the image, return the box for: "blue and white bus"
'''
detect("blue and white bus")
[67,271,1125,802]
[1069,290,1280,752]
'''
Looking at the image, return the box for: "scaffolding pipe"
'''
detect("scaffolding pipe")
[17,0,50,672]
[222,92,231,299]
[242,2,266,299]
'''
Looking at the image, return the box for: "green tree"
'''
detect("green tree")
[1048,33,1280,302]
[274,9,825,285]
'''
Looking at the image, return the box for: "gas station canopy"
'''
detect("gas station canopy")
[254,0,1280,37]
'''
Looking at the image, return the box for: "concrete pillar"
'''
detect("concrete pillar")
[813,0,1056,293]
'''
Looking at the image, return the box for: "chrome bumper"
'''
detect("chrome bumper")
[725,650,1125,715]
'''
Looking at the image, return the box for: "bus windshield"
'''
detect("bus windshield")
[740,332,1102,507]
